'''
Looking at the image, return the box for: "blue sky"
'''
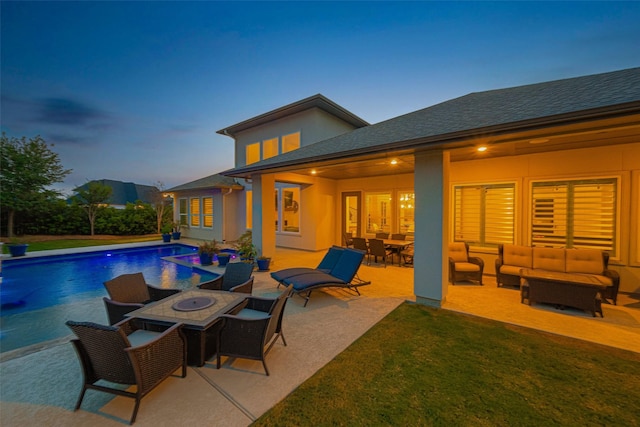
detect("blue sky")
[2,1,639,195]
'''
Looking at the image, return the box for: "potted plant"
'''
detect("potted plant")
[198,240,220,266]
[256,255,271,271]
[235,230,257,263]
[172,220,187,240]
[216,252,231,267]
[161,224,172,242]
[7,239,28,257]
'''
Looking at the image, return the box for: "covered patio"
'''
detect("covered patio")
[1,246,639,426]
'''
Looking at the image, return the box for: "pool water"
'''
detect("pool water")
[0,244,219,354]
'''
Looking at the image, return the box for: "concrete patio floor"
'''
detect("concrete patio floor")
[1,245,639,426]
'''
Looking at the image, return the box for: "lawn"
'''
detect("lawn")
[255,303,640,426]
[1,234,162,254]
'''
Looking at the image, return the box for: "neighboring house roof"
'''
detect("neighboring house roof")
[166,174,244,192]
[216,94,370,138]
[72,179,159,206]
[221,67,640,178]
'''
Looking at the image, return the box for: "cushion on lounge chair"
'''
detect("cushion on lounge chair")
[328,248,365,282]
[284,272,348,291]
[270,246,345,282]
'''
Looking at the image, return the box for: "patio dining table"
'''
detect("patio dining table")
[126,289,246,366]
[380,239,414,266]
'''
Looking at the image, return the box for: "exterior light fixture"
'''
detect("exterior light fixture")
[477,146,488,152]
[310,169,317,175]
[390,159,398,165]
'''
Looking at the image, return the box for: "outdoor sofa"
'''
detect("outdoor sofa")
[495,244,620,315]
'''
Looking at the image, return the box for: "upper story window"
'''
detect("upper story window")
[246,142,260,165]
[282,132,300,153]
[244,132,301,165]
[263,138,279,160]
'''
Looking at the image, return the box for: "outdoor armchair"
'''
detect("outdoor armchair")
[215,284,293,376]
[103,272,181,324]
[449,242,484,285]
[66,318,187,425]
[198,261,254,293]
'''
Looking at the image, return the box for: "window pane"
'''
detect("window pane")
[282,186,300,233]
[190,198,200,227]
[246,142,260,165]
[246,190,252,229]
[203,197,213,228]
[263,138,279,159]
[485,186,515,245]
[365,192,392,234]
[179,198,188,225]
[282,132,300,153]
[572,182,616,251]
[454,186,481,243]
[398,192,415,236]
[531,185,568,247]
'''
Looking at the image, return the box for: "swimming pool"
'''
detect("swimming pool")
[0,244,219,354]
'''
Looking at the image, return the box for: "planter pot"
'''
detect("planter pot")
[8,244,28,257]
[162,233,172,243]
[217,254,231,267]
[199,253,213,266]
[256,258,271,271]
[171,232,181,240]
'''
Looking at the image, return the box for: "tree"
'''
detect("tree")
[0,133,71,237]
[149,181,172,233]
[72,181,113,236]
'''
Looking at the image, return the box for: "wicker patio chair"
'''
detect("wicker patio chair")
[375,232,389,239]
[103,272,181,324]
[198,262,254,293]
[343,232,354,247]
[352,237,368,252]
[66,318,187,425]
[215,284,293,376]
[367,238,394,267]
[449,242,484,285]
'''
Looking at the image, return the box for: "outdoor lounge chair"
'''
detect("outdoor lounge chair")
[198,261,254,293]
[66,318,187,425]
[103,272,182,324]
[272,247,370,307]
[216,284,293,376]
[270,245,345,283]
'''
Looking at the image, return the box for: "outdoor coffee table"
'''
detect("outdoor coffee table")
[126,289,246,366]
[520,269,607,317]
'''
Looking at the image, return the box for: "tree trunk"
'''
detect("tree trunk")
[7,209,15,238]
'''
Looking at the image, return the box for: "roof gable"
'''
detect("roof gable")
[166,174,243,192]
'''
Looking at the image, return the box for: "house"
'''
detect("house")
[71,179,160,209]
[173,68,640,306]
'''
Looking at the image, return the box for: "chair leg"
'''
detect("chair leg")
[262,360,270,376]
[130,398,142,425]
[74,386,87,411]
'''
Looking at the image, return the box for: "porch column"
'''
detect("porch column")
[251,174,276,258]
[413,150,450,307]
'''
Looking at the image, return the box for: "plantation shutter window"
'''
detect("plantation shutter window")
[190,198,200,227]
[203,197,213,228]
[453,183,515,248]
[531,178,617,254]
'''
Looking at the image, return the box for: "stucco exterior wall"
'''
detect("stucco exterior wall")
[450,142,640,293]
[234,108,360,167]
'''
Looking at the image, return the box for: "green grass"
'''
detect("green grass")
[1,235,162,254]
[255,303,640,426]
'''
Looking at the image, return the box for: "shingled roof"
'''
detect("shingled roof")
[72,179,159,206]
[221,67,640,177]
[166,174,243,192]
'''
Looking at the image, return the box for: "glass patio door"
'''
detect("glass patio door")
[342,192,361,243]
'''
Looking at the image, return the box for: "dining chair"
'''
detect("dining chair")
[375,232,389,239]
[367,239,394,267]
[352,237,368,252]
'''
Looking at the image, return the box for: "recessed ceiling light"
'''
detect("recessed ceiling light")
[390,159,398,165]
[529,138,550,144]
[477,146,487,152]
[310,169,317,175]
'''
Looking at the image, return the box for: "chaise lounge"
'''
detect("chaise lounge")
[271,247,370,306]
